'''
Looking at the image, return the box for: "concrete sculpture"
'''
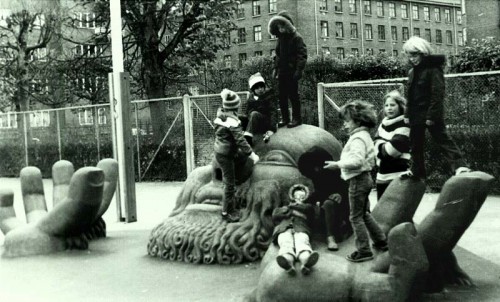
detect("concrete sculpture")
[0,159,118,257]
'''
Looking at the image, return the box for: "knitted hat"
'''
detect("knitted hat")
[220,88,241,110]
[278,10,294,25]
[248,72,265,90]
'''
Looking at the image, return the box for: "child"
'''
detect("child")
[402,36,470,179]
[214,89,259,223]
[374,90,411,199]
[272,184,319,275]
[324,100,388,263]
[268,10,307,128]
[242,72,278,146]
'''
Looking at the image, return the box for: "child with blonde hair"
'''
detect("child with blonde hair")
[324,100,388,262]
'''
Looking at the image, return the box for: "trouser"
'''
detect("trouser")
[348,172,386,254]
[215,153,236,213]
[244,111,270,135]
[277,228,312,258]
[376,182,390,200]
[278,73,301,122]
[409,122,466,179]
[322,199,338,239]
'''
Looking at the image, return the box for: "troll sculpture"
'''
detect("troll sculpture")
[0,159,118,257]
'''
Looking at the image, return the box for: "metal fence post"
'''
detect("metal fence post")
[317,82,325,129]
[134,102,141,181]
[109,72,122,222]
[94,107,101,161]
[23,112,29,166]
[183,94,195,175]
[56,110,62,160]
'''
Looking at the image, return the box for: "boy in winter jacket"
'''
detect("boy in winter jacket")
[268,10,307,128]
[214,89,259,222]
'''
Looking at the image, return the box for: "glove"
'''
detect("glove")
[263,130,274,143]
[249,152,260,164]
[293,71,302,81]
[403,117,410,124]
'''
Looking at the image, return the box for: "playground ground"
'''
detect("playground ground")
[0,178,499,302]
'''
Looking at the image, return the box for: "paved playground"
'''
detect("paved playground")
[0,178,499,302]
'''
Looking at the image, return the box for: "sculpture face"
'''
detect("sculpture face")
[148,124,348,264]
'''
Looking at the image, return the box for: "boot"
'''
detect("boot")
[276,253,296,275]
[327,236,339,251]
[298,251,319,275]
[287,119,302,128]
[278,119,289,128]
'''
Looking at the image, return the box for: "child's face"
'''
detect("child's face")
[278,24,286,34]
[343,116,360,133]
[407,52,423,66]
[252,84,265,96]
[292,190,307,203]
[384,98,401,119]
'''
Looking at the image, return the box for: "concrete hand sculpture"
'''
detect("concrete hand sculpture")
[0,159,118,257]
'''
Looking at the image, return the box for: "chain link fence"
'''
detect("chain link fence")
[318,70,500,192]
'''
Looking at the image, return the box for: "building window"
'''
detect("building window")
[436,29,442,44]
[270,49,276,56]
[391,26,397,41]
[238,53,247,67]
[402,27,409,41]
[238,28,246,43]
[458,31,464,46]
[253,25,262,42]
[224,55,232,68]
[379,49,386,53]
[0,112,17,129]
[389,3,395,18]
[30,48,47,61]
[376,1,383,17]
[321,21,329,37]
[336,22,344,38]
[366,48,374,55]
[252,0,261,16]
[434,8,441,22]
[78,109,93,126]
[351,48,359,57]
[412,5,419,20]
[350,23,358,38]
[76,12,96,29]
[365,24,373,40]
[401,4,408,19]
[334,0,342,12]
[30,111,50,127]
[322,47,331,56]
[337,47,345,60]
[425,28,431,42]
[423,6,430,21]
[268,0,277,13]
[444,8,451,23]
[349,0,357,13]
[254,51,263,56]
[319,0,328,11]
[236,3,245,18]
[446,30,453,44]
[392,50,398,56]
[363,0,371,15]
[413,27,420,37]
[98,108,107,125]
[456,9,462,24]
[378,25,386,40]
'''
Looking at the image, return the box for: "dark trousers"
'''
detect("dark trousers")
[410,122,466,179]
[215,153,236,213]
[278,73,301,122]
[241,111,270,135]
[376,183,390,200]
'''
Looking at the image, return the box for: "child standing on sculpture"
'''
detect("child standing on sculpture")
[374,90,411,199]
[268,11,307,128]
[214,89,259,223]
[402,36,470,179]
[272,184,319,275]
[242,72,278,146]
[324,100,388,263]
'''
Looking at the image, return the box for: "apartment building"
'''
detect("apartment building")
[465,0,500,41]
[221,0,465,67]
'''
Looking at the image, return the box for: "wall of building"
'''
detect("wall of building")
[465,0,500,41]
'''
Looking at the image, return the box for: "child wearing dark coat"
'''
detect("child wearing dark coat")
[241,72,278,146]
[214,89,259,223]
[272,184,319,275]
[268,10,307,128]
[402,36,470,179]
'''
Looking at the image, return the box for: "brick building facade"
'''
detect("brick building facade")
[465,0,500,41]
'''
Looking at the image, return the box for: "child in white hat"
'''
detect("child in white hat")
[214,89,259,222]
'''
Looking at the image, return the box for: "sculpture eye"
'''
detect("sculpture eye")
[259,150,297,167]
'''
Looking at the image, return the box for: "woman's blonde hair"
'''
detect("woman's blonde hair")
[384,90,406,117]
[339,100,378,128]
[402,36,433,55]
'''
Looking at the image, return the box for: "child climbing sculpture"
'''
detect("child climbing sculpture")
[272,184,319,275]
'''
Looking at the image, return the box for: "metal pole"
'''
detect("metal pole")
[95,107,101,161]
[56,110,62,160]
[183,94,195,174]
[23,113,28,166]
[134,102,141,181]
[109,73,122,222]
[317,83,325,129]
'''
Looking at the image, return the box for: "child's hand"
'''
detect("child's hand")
[425,120,434,126]
[404,118,409,124]
[250,152,260,164]
[323,161,340,170]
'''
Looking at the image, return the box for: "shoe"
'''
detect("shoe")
[327,236,339,251]
[287,119,302,128]
[276,254,296,275]
[372,241,388,252]
[299,251,319,275]
[278,120,289,128]
[221,210,240,223]
[346,251,373,263]
[455,167,472,175]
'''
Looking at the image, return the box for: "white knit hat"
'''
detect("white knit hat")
[248,72,265,90]
[220,88,241,110]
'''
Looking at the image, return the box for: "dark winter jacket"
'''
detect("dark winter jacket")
[246,89,278,132]
[268,15,307,76]
[213,108,253,157]
[405,55,446,125]
[272,202,315,243]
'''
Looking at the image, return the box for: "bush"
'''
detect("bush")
[451,38,500,72]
